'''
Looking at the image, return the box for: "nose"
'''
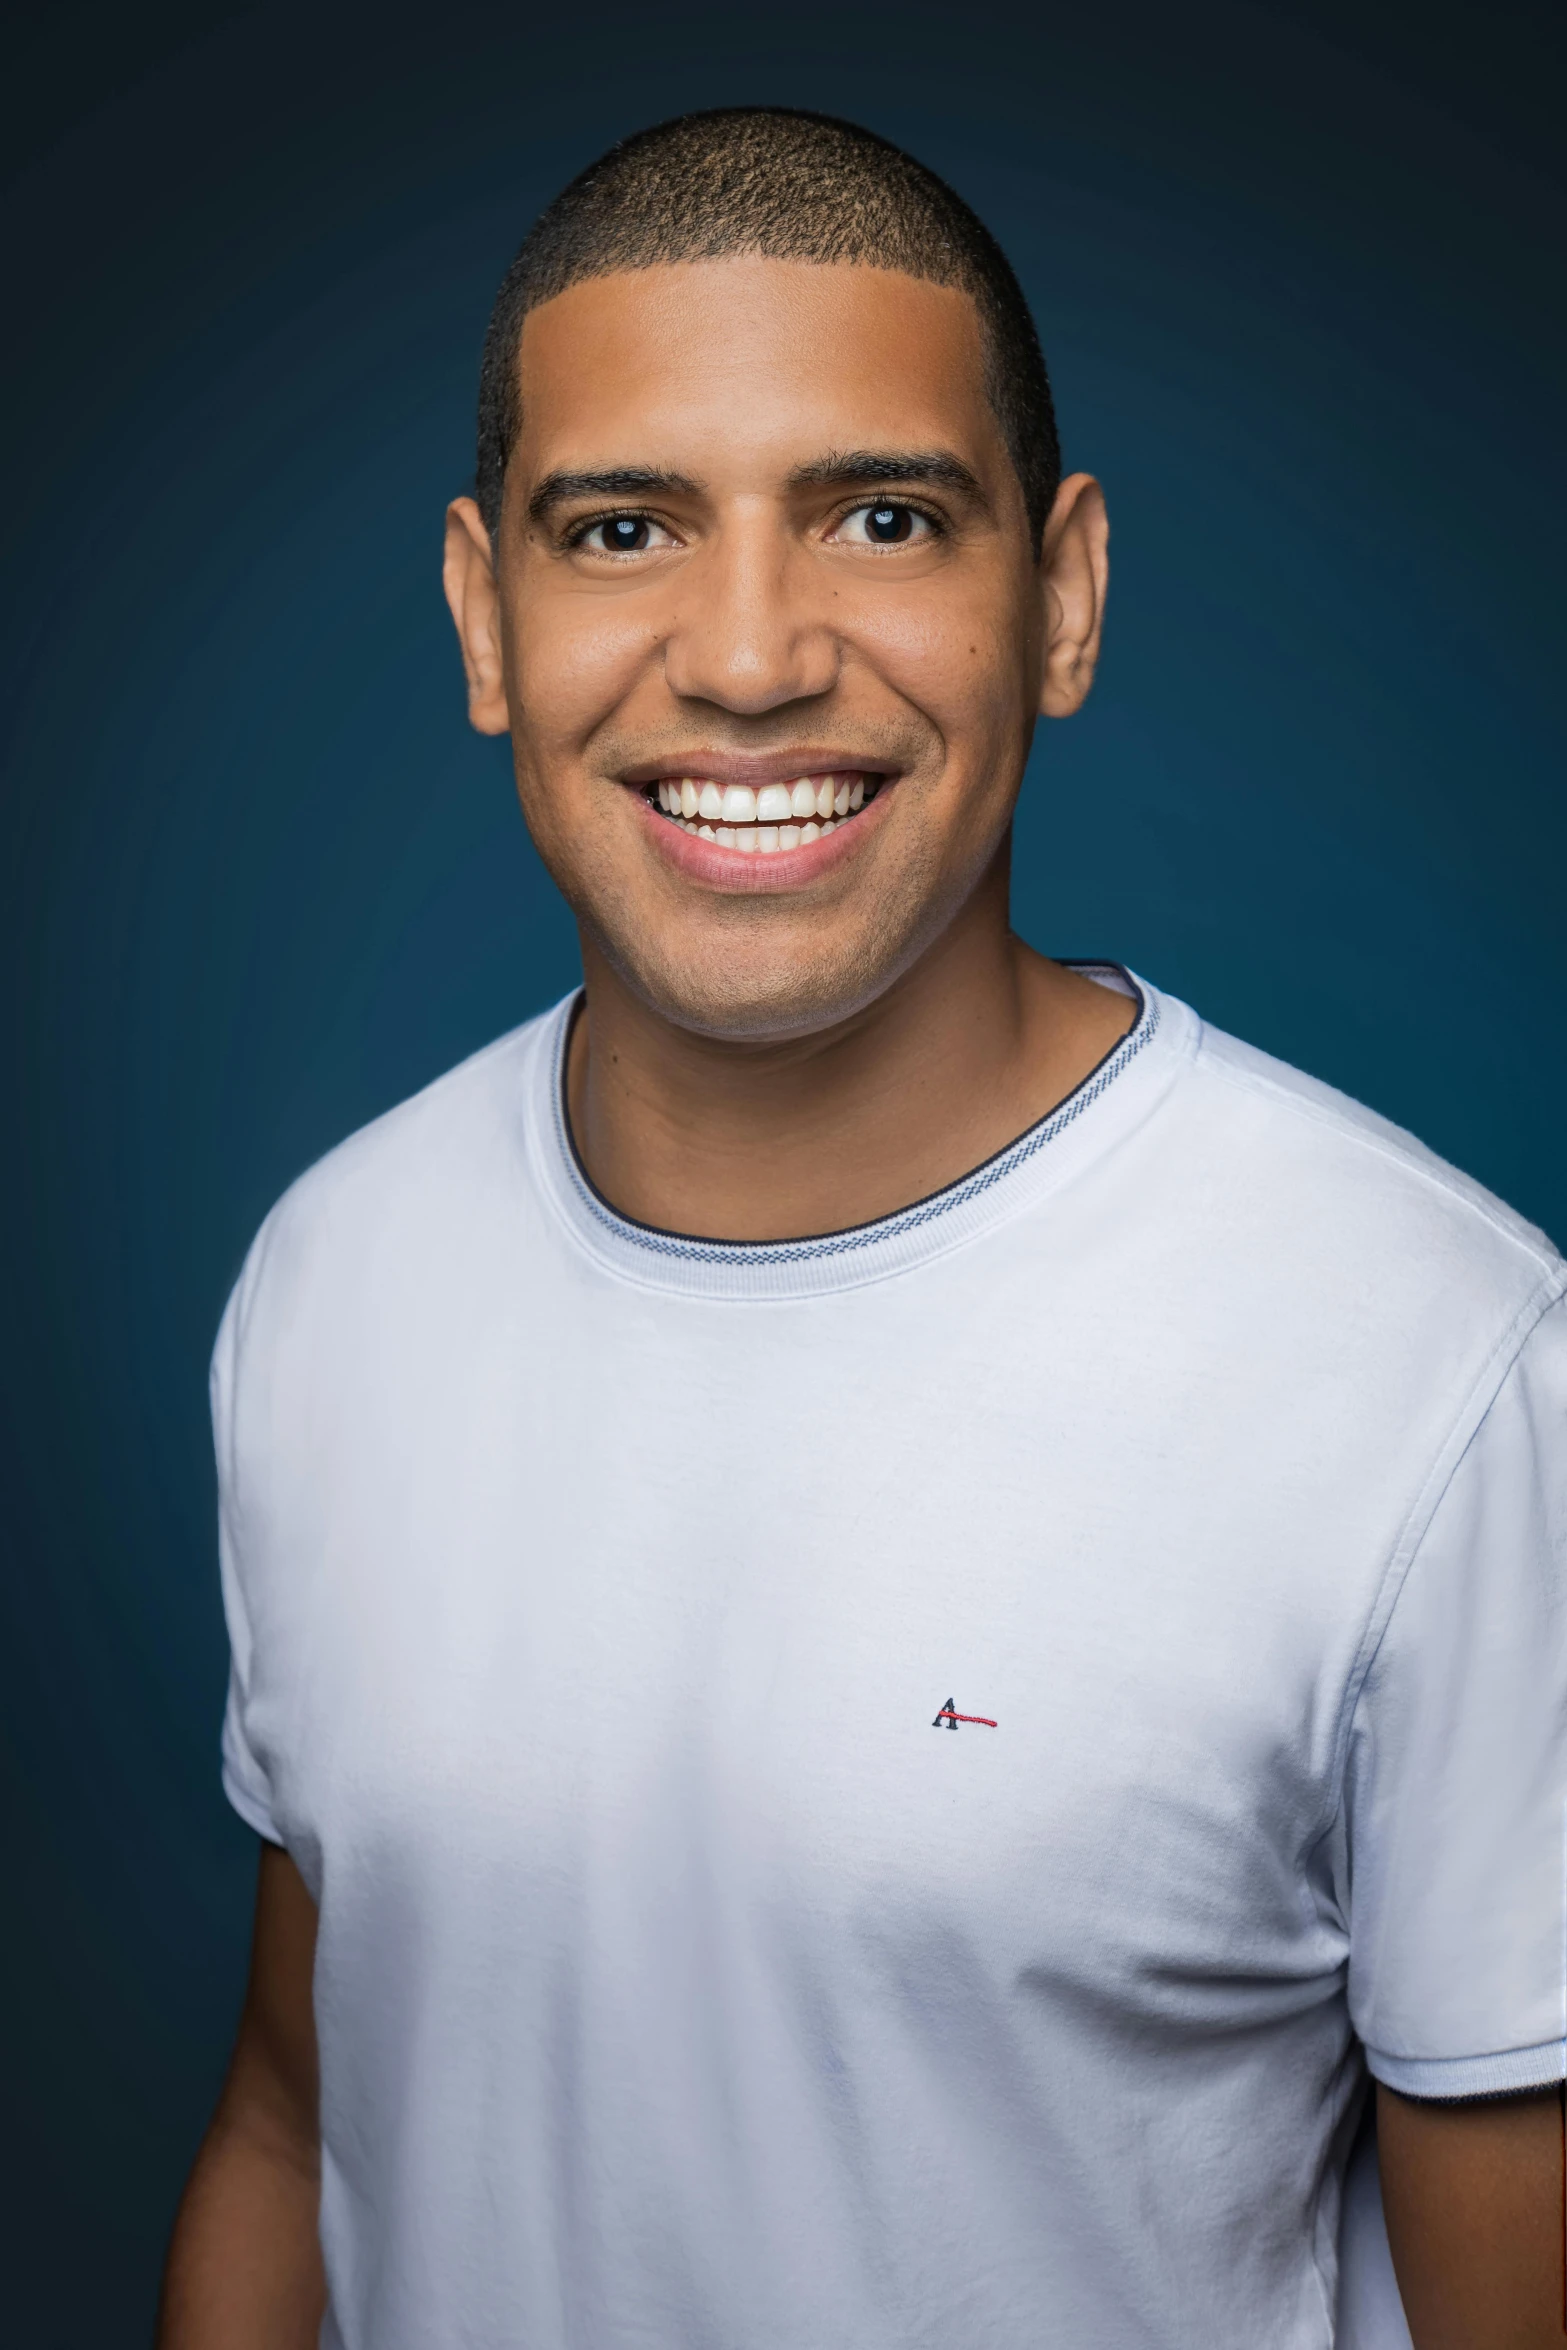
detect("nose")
[661,509,840,714]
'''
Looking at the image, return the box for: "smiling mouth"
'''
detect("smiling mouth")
[645,772,884,853]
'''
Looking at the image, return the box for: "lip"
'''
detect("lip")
[634,771,898,890]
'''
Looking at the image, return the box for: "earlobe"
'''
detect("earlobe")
[442,496,512,737]
[1037,474,1109,721]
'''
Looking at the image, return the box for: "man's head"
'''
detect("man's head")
[444,108,1107,1041]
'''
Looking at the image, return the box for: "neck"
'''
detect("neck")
[566,856,1135,1243]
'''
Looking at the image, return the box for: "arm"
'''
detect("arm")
[157,1842,326,2349]
[1378,2082,1564,2350]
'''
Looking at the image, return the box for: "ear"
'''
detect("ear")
[442,496,511,736]
[1037,473,1109,720]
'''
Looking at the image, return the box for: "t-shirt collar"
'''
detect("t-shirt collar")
[526,964,1192,1300]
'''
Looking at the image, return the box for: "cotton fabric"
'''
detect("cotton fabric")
[216,969,1567,2349]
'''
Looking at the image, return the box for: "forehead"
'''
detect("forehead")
[512,255,1000,474]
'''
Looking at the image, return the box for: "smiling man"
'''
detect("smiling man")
[159,110,1564,2350]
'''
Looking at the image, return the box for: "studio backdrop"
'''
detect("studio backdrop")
[2,0,1562,2333]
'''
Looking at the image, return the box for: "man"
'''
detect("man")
[159,109,1564,2349]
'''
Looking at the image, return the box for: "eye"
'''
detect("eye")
[834,500,939,548]
[573,513,679,557]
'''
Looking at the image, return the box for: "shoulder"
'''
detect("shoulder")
[216,1002,565,1382]
[1172,1006,1563,1350]
[1190,1016,1557,1269]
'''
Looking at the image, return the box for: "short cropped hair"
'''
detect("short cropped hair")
[475,107,1060,550]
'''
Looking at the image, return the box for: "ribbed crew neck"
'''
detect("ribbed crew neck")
[524,965,1194,1301]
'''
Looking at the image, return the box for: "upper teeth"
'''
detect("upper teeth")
[654,775,868,839]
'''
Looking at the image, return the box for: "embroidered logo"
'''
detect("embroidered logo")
[932,1698,998,1730]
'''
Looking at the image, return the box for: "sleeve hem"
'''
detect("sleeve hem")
[1367,2039,1565,2099]
[222,1760,285,1847]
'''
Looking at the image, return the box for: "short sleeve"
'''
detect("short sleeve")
[1342,1291,1567,2099]
[212,1261,285,1846]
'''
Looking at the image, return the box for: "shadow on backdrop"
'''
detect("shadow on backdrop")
[1,0,1562,2332]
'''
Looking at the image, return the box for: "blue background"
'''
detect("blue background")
[2,0,1562,2331]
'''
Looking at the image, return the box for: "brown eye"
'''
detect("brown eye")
[597,517,651,552]
[836,501,938,548]
[573,513,678,556]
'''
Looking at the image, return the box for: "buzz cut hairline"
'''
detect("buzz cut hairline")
[473,107,1061,554]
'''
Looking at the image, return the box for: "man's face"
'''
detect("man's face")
[445,255,1105,1039]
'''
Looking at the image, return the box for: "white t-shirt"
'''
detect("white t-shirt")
[215,968,1567,2350]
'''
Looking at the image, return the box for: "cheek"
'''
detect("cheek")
[842,579,1028,738]
[509,593,658,746]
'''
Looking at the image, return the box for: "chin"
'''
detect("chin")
[612,928,905,1043]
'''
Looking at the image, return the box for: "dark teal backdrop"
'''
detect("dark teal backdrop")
[2,0,1562,2331]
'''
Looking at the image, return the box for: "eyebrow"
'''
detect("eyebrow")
[785,448,986,503]
[525,449,986,525]
[526,466,703,523]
